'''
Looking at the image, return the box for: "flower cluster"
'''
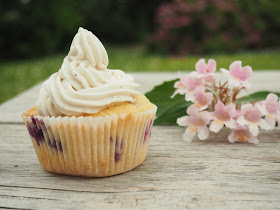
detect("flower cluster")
[172,59,280,143]
[150,0,264,55]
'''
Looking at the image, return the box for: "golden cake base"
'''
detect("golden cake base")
[22,95,157,177]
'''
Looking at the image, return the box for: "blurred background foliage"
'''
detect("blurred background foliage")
[150,0,280,55]
[0,0,166,59]
[0,0,82,59]
[1,0,279,59]
[0,0,280,103]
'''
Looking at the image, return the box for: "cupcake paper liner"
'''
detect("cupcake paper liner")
[22,106,157,177]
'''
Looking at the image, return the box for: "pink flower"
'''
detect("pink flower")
[177,105,211,142]
[170,72,203,101]
[170,70,207,100]
[209,101,237,133]
[191,58,216,82]
[185,75,203,101]
[191,86,213,110]
[236,104,269,136]
[220,61,253,88]
[257,93,280,129]
[195,58,216,75]
[228,126,259,144]
[234,110,242,120]
[171,72,188,98]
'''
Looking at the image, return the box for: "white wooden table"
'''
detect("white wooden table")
[1,72,280,209]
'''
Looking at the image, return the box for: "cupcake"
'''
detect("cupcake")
[22,27,157,177]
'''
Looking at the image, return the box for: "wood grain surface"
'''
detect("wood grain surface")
[1,124,280,209]
[0,72,280,209]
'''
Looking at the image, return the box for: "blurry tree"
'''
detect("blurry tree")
[80,0,169,43]
[1,0,279,59]
[0,0,167,59]
[0,0,82,59]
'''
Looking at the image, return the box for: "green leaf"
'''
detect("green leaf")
[145,79,192,125]
[237,91,280,104]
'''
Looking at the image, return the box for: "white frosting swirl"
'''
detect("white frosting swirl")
[36,27,140,116]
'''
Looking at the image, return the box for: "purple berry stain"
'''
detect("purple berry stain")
[111,137,123,162]
[47,139,63,152]
[144,119,154,143]
[26,117,63,152]
[26,117,45,146]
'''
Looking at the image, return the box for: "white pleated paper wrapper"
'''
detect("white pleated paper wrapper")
[22,106,157,177]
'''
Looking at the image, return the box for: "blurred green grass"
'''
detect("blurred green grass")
[1,46,280,104]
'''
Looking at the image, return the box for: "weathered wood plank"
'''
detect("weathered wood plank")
[1,124,279,209]
[0,71,279,123]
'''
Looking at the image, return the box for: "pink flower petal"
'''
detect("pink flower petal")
[193,86,204,96]
[185,105,211,128]
[224,119,236,129]
[220,68,230,75]
[207,59,216,73]
[242,66,253,80]
[203,74,214,82]
[259,119,270,130]
[185,92,195,101]
[241,80,252,89]
[228,77,241,87]
[225,103,237,118]
[177,116,190,126]
[266,93,279,103]
[193,86,213,109]
[185,76,203,91]
[183,126,197,142]
[186,105,198,115]
[225,61,253,86]
[197,125,209,140]
[213,101,232,122]
[264,93,280,115]
[240,104,252,115]
[198,111,211,124]
[256,103,268,115]
[195,58,216,74]
[247,136,259,144]
[205,92,214,104]
[229,126,258,143]
[228,131,237,143]
[171,89,180,98]
[236,116,248,126]
[243,106,262,123]
[249,124,259,136]
[229,61,242,76]
[214,100,224,112]
[234,110,242,120]
[178,72,187,84]
[209,120,224,133]
[195,59,207,74]
[265,115,276,129]
[171,72,189,98]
